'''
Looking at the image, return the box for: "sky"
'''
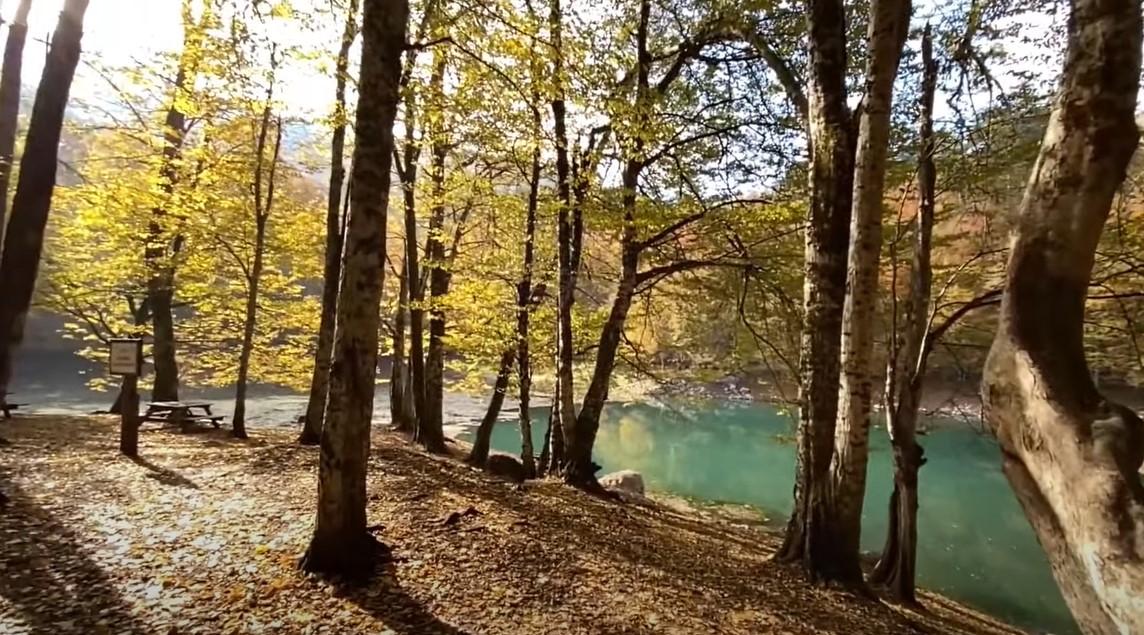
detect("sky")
[3,0,341,119]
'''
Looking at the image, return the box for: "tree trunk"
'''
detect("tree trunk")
[0,0,32,253]
[516,58,542,478]
[417,48,449,454]
[0,0,88,396]
[233,96,283,439]
[390,255,414,431]
[301,0,358,445]
[981,0,1144,630]
[548,0,578,462]
[467,349,515,466]
[776,0,855,577]
[301,0,406,579]
[146,2,212,403]
[827,0,911,584]
[399,88,426,430]
[870,24,936,604]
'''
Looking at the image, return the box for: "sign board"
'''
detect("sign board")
[109,338,143,376]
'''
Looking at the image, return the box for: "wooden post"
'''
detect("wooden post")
[110,337,143,457]
[119,373,139,457]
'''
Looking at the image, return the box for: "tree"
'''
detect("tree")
[0,0,89,398]
[301,0,408,577]
[0,0,33,252]
[145,0,215,403]
[980,0,1144,629]
[826,0,911,583]
[301,0,359,445]
[869,24,937,604]
[232,68,283,438]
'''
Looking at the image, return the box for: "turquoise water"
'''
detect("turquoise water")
[458,399,1076,635]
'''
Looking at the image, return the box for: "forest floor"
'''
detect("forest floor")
[1,415,1027,635]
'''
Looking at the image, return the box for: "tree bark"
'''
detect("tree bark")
[776,0,855,577]
[0,0,32,253]
[390,255,414,431]
[467,349,515,466]
[300,0,406,578]
[870,24,937,604]
[301,0,358,445]
[548,0,578,471]
[981,0,1144,630]
[0,0,88,397]
[827,0,911,584]
[516,50,542,479]
[233,91,283,438]
[416,49,448,454]
[399,83,426,432]
[145,1,212,403]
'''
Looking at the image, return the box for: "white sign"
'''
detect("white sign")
[109,339,141,376]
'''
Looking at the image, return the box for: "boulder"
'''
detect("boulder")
[486,454,527,484]
[600,470,645,496]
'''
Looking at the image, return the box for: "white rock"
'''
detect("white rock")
[600,470,645,495]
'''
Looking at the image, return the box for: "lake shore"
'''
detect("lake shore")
[0,414,1026,635]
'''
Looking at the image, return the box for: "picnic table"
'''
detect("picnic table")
[142,401,225,430]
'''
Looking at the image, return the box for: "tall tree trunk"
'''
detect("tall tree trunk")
[0,0,88,397]
[301,0,406,578]
[301,0,359,445]
[548,0,577,471]
[516,46,542,479]
[467,349,515,466]
[870,24,936,604]
[416,49,448,454]
[233,90,283,438]
[0,0,32,253]
[981,0,1144,630]
[399,88,426,431]
[390,255,414,431]
[827,0,911,584]
[146,1,212,403]
[776,0,855,577]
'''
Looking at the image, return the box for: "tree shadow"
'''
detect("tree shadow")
[128,455,198,489]
[0,477,151,635]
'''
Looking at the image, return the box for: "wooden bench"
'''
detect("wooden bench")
[142,401,224,430]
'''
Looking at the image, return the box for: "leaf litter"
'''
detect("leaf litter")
[0,415,1026,634]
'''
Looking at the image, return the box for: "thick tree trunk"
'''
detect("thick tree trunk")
[467,349,515,466]
[233,100,282,439]
[776,0,855,577]
[827,0,911,584]
[390,256,414,431]
[0,0,32,253]
[870,24,936,604]
[981,0,1144,630]
[146,2,212,403]
[301,0,358,445]
[416,50,449,454]
[0,0,88,396]
[301,0,406,578]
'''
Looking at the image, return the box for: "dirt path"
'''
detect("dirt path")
[0,415,1025,635]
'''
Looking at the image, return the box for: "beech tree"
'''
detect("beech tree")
[301,0,408,576]
[981,0,1144,630]
[0,0,89,398]
[0,0,32,251]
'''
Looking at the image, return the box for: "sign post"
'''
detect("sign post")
[109,338,143,457]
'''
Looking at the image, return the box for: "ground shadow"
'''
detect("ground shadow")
[128,455,199,489]
[341,554,472,635]
[0,475,151,635]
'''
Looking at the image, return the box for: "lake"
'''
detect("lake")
[454,399,1076,635]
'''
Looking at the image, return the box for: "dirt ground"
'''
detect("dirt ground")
[0,415,1026,635]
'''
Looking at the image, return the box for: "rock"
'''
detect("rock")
[486,454,526,483]
[600,470,645,495]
